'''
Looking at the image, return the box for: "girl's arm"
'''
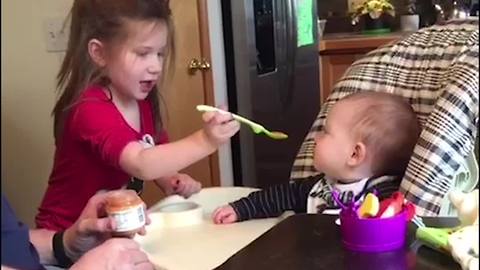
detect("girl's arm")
[119,112,239,181]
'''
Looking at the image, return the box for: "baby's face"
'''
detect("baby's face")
[313,101,357,180]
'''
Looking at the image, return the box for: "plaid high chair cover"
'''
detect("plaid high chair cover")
[290,19,479,216]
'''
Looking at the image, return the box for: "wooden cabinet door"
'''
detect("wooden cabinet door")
[320,53,364,103]
[141,0,218,207]
[318,35,402,104]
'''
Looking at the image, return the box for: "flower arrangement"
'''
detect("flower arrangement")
[351,0,396,25]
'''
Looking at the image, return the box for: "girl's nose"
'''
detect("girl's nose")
[148,60,162,74]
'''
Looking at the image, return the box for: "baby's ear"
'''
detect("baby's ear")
[347,142,367,167]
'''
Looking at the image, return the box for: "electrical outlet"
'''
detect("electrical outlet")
[43,18,68,52]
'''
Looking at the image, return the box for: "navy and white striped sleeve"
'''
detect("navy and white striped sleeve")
[229,176,321,221]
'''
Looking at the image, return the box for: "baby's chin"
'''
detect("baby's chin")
[318,171,339,180]
[334,178,359,184]
[320,170,350,182]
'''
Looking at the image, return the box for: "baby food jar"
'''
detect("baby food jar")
[105,190,146,237]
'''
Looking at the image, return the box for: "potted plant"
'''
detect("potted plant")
[400,0,420,31]
[351,0,396,33]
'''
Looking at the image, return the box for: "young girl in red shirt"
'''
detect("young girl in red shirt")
[36,0,239,231]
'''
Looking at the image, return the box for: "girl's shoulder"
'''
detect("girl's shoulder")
[68,85,119,125]
[79,84,111,102]
[74,85,115,111]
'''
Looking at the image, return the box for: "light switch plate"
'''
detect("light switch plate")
[43,17,68,52]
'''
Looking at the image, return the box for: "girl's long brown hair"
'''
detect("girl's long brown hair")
[53,0,175,142]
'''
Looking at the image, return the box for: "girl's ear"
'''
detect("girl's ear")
[88,39,107,67]
[347,142,367,167]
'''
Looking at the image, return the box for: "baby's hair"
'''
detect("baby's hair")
[53,0,174,142]
[341,91,421,176]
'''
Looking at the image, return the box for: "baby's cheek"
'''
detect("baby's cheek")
[313,140,325,158]
[313,151,323,171]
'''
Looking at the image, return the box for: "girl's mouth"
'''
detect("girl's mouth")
[139,80,156,92]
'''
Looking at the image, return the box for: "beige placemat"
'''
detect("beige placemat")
[136,187,287,270]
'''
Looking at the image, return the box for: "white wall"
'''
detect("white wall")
[1,0,71,226]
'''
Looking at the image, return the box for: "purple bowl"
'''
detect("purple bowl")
[339,209,408,252]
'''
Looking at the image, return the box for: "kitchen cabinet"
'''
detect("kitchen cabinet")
[319,32,406,104]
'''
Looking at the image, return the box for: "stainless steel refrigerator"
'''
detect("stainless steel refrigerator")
[221,0,320,188]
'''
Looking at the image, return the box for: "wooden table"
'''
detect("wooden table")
[216,214,461,270]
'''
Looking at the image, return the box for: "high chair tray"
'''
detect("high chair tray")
[216,214,461,270]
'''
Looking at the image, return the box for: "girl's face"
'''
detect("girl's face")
[103,19,168,102]
[313,101,356,180]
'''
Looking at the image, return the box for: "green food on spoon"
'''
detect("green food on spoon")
[196,105,288,140]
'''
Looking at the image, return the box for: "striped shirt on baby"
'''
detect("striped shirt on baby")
[230,174,400,221]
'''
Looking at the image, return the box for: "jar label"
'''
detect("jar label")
[110,205,146,232]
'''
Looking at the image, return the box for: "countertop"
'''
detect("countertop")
[319,31,411,52]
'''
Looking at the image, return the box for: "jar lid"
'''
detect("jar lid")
[106,190,142,211]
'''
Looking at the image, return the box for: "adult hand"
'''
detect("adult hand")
[212,205,238,224]
[158,173,202,198]
[70,238,154,270]
[63,190,151,261]
[202,105,240,147]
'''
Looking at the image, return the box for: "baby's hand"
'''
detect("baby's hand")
[202,105,240,147]
[212,205,238,224]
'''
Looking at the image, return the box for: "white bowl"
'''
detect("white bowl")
[152,201,203,228]
[157,201,199,213]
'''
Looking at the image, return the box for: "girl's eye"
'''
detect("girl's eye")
[157,52,165,58]
[137,51,149,57]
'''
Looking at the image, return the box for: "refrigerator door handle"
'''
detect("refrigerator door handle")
[283,0,297,108]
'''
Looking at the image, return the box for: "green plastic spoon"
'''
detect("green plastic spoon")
[196,105,288,140]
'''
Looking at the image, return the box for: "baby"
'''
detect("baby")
[213,91,421,224]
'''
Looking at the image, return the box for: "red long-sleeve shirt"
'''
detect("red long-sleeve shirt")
[36,85,168,230]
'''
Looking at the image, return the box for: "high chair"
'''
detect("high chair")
[291,19,479,216]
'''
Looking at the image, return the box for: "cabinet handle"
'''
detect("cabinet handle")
[188,58,210,74]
